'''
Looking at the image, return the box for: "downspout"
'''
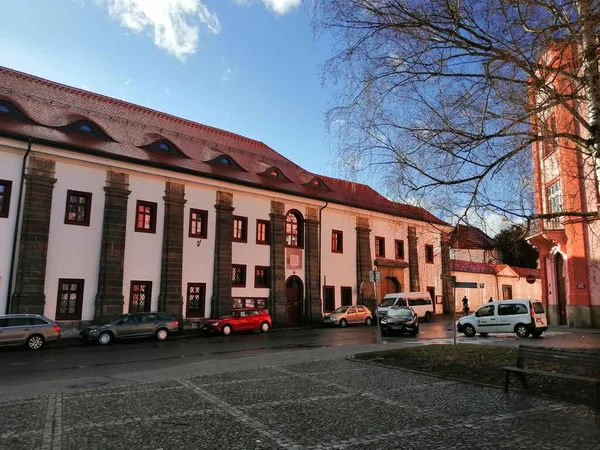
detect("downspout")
[317,201,329,318]
[6,139,32,314]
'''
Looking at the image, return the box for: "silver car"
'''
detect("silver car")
[80,312,179,345]
[0,314,61,350]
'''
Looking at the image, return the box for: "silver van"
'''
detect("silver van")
[377,292,435,322]
[0,314,61,350]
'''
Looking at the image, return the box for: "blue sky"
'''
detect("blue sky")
[1,0,339,175]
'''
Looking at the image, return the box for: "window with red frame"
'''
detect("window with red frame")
[341,286,352,306]
[64,190,92,226]
[256,219,270,245]
[323,286,335,312]
[129,281,152,312]
[189,209,208,238]
[186,283,206,318]
[375,237,385,258]
[395,240,405,260]
[254,266,270,288]
[331,230,343,253]
[232,265,247,287]
[56,279,84,320]
[135,201,157,233]
[543,114,558,158]
[285,210,303,247]
[233,216,248,242]
[425,245,434,264]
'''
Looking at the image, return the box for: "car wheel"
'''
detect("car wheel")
[365,317,372,326]
[222,325,232,336]
[463,324,476,337]
[260,322,270,333]
[27,334,44,350]
[531,330,543,338]
[479,333,489,337]
[424,312,432,322]
[156,328,169,341]
[339,319,348,328]
[98,331,113,345]
[515,324,530,338]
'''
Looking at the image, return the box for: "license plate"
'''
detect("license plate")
[536,318,544,324]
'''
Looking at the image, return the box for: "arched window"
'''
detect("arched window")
[285,210,303,248]
[0,104,9,114]
[0,101,32,122]
[78,123,93,133]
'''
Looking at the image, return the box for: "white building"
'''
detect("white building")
[0,67,452,330]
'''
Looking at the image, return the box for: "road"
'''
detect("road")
[1,317,598,401]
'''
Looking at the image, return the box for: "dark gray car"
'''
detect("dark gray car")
[0,314,61,350]
[80,312,179,345]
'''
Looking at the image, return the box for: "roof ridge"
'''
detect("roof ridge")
[0,65,271,150]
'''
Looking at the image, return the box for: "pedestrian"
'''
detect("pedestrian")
[462,296,469,315]
[488,297,493,303]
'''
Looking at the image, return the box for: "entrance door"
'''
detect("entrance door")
[555,253,567,325]
[286,276,303,326]
[502,284,513,300]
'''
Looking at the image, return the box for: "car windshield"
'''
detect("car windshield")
[380,298,396,307]
[387,308,412,317]
[332,306,349,314]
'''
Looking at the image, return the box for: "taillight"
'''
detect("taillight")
[173,320,179,328]
[53,325,60,333]
[530,304,535,319]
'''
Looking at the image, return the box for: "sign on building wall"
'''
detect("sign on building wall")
[286,248,303,270]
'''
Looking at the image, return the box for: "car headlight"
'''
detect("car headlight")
[330,316,337,320]
[88,329,99,334]
[212,322,219,326]
[381,319,387,324]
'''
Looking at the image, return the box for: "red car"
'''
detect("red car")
[201,308,272,336]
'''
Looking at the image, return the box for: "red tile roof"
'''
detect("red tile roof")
[451,260,541,279]
[0,66,448,226]
[451,224,497,249]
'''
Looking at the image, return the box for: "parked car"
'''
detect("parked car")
[377,292,435,322]
[380,306,419,336]
[457,299,548,338]
[0,314,60,350]
[323,305,373,328]
[80,312,178,345]
[201,308,272,336]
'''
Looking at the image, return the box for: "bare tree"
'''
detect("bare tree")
[314,0,600,227]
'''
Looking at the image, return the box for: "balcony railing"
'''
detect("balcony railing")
[544,217,563,230]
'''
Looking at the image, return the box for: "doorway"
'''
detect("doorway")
[286,276,303,326]
[501,284,513,300]
[555,253,567,325]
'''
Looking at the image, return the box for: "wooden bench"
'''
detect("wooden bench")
[502,345,600,410]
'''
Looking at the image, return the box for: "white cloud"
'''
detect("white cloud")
[233,0,301,15]
[124,78,131,85]
[96,0,220,60]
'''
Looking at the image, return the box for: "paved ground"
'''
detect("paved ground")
[1,356,598,450]
[1,317,599,400]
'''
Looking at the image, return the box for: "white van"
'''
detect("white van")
[457,299,548,338]
[377,292,435,322]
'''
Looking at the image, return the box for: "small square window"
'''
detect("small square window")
[64,190,92,226]
[254,266,270,288]
[233,216,248,243]
[189,209,208,238]
[0,180,13,218]
[232,264,247,287]
[425,245,434,264]
[332,230,343,253]
[56,278,84,320]
[395,240,405,260]
[375,237,385,258]
[135,200,157,233]
[256,219,270,245]
[186,283,206,318]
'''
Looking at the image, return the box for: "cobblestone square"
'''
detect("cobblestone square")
[1,356,598,450]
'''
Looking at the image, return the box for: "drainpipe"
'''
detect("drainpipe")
[6,139,32,314]
[317,201,329,319]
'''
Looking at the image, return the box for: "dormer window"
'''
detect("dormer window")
[304,177,330,190]
[0,101,32,122]
[206,154,245,171]
[260,166,290,182]
[61,120,111,140]
[140,139,187,157]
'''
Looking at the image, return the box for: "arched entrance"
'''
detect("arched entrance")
[555,253,567,325]
[286,276,303,326]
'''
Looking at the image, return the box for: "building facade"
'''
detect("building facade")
[527,42,600,328]
[0,67,452,331]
